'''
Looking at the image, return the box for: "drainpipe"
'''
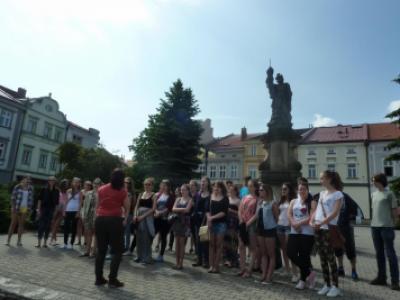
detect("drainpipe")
[365,141,372,219]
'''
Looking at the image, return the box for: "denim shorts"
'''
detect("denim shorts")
[211,222,227,235]
[276,225,290,235]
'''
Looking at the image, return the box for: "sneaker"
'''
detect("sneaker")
[296,280,306,290]
[291,274,299,283]
[391,283,400,291]
[317,284,331,296]
[108,279,124,288]
[155,255,164,263]
[327,286,341,298]
[122,251,131,256]
[94,277,108,286]
[60,244,67,250]
[67,244,73,250]
[351,271,359,281]
[306,271,316,289]
[370,277,387,286]
[105,254,112,260]
[338,266,345,277]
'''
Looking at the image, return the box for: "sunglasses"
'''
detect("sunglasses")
[259,189,265,192]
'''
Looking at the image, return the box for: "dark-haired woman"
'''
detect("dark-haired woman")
[254,184,279,284]
[192,176,211,268]
[206,181,229,274]
[287,182,317,290]
[134,177,156,264]
[311,171,343,298]
[277,182,298,282]
[95,169,129,287]
[172,184,193,269]
[238,179,259,278]
[36,176,59,248]
[224,184,240,268]
[50,179,69,246]
[189,179,199,255]
[6,176,34,246]
[154,179,174,263]
[63,177,82,250]
[122,177,136,255]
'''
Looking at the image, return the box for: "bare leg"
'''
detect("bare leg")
[17,213,26,244]
[257,236,267,280]
[7,213,18,244]
[214,235,224,272]
[179,238,187,268]
[209,234,215,271]
[239,238,247,273]
[278,233,290,272]
[246,234,258,276]
[265,238,276,282]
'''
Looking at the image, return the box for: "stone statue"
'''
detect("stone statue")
[266,66,293,131]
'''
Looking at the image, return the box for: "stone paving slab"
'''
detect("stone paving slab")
[0,227,399,300]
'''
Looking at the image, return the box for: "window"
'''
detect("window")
[54,128,63,142]
[230,165,238,178]
[38,152,48,169]
[0,109,13,128]
[21,147,33,166]
[248,166,257,179]
[307,148,316,156]
[210,166,216,179]
[384,160,394,177]
[347,163,357,178]
[219,165,226,179]
[347,147,356,155]
[308,164,316,179]
[327,164,336,172]
[251,144,257,157]
[327,148,336,155]
[43,123,53,139]
[26,118,38,134]
[73,134,83,144]
[50,156,58,171]
[0,141,7,160]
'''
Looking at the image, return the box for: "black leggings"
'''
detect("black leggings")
[287,234,314,281]
[38,210,54,240]
[64,212,78,245]
[154,218,171,256]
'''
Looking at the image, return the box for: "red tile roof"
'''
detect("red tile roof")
[208,133,263,150]
[301,124,368,144]
[368,122,400,141]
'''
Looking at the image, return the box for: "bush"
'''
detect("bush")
[0,184,11,233]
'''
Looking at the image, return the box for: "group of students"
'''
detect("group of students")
[5,169,399,296]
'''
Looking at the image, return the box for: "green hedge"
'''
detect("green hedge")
[0,184,11,233]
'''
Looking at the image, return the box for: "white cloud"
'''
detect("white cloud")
[312,114,337,127]
[388,100,400,112]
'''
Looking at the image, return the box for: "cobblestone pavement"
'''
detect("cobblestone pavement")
[0,227,399,300]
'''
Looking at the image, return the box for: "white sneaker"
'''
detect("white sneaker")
[317,284,330,296]
[327,286,341,298]
[291,274,299,283]
[67,244,73,250]
[295,280,306,290]
[60,244,67,249]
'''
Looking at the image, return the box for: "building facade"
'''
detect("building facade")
[242,130,266,180]
[0,87,26,184]
[13,95,68,182]
[66,121,100,149]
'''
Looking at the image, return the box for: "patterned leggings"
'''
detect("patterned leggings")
[315,229,338,287]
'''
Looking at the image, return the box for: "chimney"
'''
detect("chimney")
[241,127,247,141]
[17,88,26,98]
[48,92,52,98]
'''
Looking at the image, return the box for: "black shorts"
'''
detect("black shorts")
[334,225,356,260]
[257,228,277,238]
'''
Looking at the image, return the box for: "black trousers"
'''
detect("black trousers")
[194,224,209,265]
[64,212,78,245]
[38,209,54,240]
[287,234,314,281]
[95,216,124,281]
[154,218,171,256]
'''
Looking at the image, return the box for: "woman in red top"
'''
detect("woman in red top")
[95,169,129,288]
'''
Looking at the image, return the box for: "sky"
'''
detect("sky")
[1,0,399,159]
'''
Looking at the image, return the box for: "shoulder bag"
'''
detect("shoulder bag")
[320,196,345,249]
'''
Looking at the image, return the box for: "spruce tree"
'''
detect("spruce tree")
[131,79,203,185]
[385,74,400,193]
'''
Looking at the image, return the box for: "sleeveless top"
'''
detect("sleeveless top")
[139,193,153,208]
[278,202,290,226]
[257,201,277,230]
[291,197,314,236]
[66,191,80,212]
[176,198,191,227]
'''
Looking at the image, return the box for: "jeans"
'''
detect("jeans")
[95,216,124,281]
[64,212,78,245]
[371,227,399,284]
[124,214,133,251]
[287,234,314,281]
[38,209,54,240]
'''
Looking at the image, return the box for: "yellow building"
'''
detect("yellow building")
[242,131,267,180]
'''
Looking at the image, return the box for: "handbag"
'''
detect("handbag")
[199,225,209,242]
[320,197,345,249]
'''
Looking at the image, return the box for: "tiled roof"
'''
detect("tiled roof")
[301,124,368,144]
[208,133,263,150]
[0,89,14,100]
[368,122,400,141]
[68,121,91,133]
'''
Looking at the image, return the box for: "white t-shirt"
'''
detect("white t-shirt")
[278,202,290,226]
[314,190,343,230]
[20,190,29,208]
[291,197,313,235]
[66,192,80,212]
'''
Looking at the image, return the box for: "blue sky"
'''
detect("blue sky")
[1,0,399,158]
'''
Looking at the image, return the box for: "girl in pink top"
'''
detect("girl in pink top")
[238,179,260,278]
[50,179,69,246]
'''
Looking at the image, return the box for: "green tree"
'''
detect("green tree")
[385,74,400,194]
[131,79,203,185]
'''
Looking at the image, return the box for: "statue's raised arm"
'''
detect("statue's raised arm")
[266,66,275,99]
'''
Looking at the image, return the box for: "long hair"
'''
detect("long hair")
[322,170,343,191]
[280,182,296,205]
[214,181,228,198]
[201,176,212,194]
[59,179,69,193]
[260,183,274,201]
[110,168,125,190]
[248,179,260,197]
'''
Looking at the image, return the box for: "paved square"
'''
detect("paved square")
[0,227,399,299]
